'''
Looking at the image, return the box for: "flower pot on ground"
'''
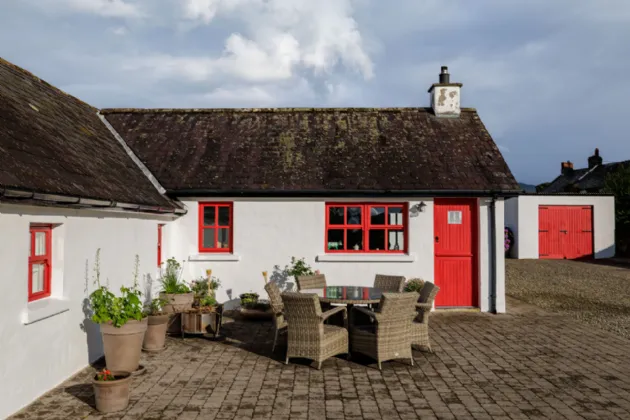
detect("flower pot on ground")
[92,369,132,413]
[159,258,194,334]
[142,298,169,352]
[239,294,272,320]
[89,251,147,373]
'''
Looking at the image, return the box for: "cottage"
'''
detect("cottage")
[1,59,518,417]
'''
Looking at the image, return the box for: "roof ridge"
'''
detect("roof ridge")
[0,57,97,112]
[101,107,479,114]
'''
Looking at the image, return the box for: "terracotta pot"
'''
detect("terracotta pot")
[92,371,131,413]
[160,292,194,313]
[142,314,169,352]
[101,318,147,372]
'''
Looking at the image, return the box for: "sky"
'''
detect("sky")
[2,0,630,185]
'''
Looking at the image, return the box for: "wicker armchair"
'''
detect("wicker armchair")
[350,292,419,370]
[296,274,327,291]
[373,274,406,292]
[281,292,349,369]
[264,282,287,352]
[411,282,440,352]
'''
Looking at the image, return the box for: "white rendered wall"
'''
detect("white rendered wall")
[163,198,503,312]
[0,204,171,419]
[505,196,615,259]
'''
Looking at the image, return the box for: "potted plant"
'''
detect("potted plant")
[92,368,132,413]
[142,298,169,352]
[89,251,147,375]
[181,272,223,337]
[239,292,272,320]
[404,278,426,293]
[159,257,194,334]
[285,256,314,281]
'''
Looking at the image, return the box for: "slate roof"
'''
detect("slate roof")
[543,161,630,193]
[102,108,519,195]
[0,58,176,210]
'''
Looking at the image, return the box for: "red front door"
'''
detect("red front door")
[434,199,478,307]
[539,206,593,259]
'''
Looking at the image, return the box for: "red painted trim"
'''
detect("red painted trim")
[198,202,234,253]
[324,203,408,253]
[157,224,164,267]
[28,225,52,302]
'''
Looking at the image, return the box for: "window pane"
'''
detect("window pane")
[388,207,403,226]
[369,229,386,251]
[347,207,362,225]
[370,207,386,225]
[328,207,344,225]
[32,264,45,293]
[217,228,230,249]
[34,232,46,256]
[203,206,216,226]
[388,229,405,251]
[202,228,215,249]
[348,229,363,250]
[327,229,344,250]
[218,207,230,226]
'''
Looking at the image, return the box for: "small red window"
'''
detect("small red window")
[157,224,164,267]
[325,203,407,253]
[28,225,52,302]
[198,203,233,253]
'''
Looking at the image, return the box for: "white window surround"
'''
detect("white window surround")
[188,253,241,262]
[22,297,70,325]
[316,253,417,263]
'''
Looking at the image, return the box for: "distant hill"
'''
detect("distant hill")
[518,183,537,193]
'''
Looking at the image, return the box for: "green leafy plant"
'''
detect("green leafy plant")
[604,164,630,256]
[160,257,190,294]
[199,295,217,308]
[89,251,144,328]
[404,278,425,293]
[285,257,314,277]
[239,293,259,307]
[144,297,167,316]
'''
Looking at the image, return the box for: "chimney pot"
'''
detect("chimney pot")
[439,66,450,84]
[429,66,460,117]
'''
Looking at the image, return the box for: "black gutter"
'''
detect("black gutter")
[168,189,523,198]
[488,195,497,313]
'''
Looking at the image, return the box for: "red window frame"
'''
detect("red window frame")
[28,225,52,302]
[325,203,408,253]
[157,224,164,267]
[198,202,234,253]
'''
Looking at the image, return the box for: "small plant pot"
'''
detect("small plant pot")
[101,318,148,373]
[142,314,169,352]
[160,292,194,313]
[92,371,132,413]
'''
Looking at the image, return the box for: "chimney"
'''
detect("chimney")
[588,148,603,169]
[561,161,574,176]
[428,66,463,117]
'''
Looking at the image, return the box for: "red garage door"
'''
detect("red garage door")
[539,206,593,259]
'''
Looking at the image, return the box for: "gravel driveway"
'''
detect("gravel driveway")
[506,259,630,339]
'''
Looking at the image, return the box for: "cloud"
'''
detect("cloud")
[26,0,142,18]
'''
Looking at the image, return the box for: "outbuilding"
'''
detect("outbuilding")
[505,194,616,259]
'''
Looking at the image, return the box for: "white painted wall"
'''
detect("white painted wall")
[163,198,504,312]
[0,204,172,419]
[504,196,616,259]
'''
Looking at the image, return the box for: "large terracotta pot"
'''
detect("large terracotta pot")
[160,292,194,313]
[92,371,131,413]
[100,318,147,372]
[142,314,169,352]
[160,292,194,335]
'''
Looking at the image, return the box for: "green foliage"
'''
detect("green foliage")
[144,297,167,316]
[191,275,221,308]
[605,165,630,231]
[404,278,425,293]
[159,257,190,294]
[89,250,144,328]
[535,182,551,193]
[199,295,217,307]
[239,293,259,307]
[285,256,314,277]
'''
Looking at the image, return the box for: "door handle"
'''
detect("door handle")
[435,236,439,243]
[560,230,567,233]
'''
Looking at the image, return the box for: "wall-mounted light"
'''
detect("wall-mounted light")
[410,201,426,217]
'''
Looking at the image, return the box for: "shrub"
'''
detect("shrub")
[285,257,314,277]
[240,293,259,307]
[505,227,514,256]
[404,278,425,293]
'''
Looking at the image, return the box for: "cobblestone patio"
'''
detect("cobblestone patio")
[10,298,630,420]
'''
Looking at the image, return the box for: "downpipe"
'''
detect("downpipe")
[489,196,497,313]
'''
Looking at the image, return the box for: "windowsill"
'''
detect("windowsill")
[188,253,241,262]
[22,298,70,325]
[316,253,417,263]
